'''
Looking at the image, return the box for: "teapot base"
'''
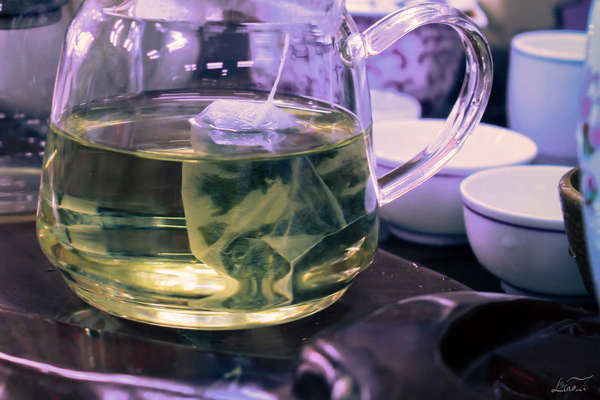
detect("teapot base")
[62,273,348,330]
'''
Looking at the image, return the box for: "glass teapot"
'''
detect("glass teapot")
[37,0,492,329]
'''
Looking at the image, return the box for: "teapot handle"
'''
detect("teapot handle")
[344,2,493,205]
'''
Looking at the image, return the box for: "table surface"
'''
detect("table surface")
[380,233,503,293]
[1,212,596,399]
[0,220,473,352]
[0,219,483,396]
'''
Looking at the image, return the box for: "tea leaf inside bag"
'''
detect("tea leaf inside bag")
[181,137,371,310]
[181,32,368,310]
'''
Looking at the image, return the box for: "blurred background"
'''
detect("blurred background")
[350,0,592,125]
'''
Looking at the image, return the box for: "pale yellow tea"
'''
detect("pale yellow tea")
[37,92,378,329]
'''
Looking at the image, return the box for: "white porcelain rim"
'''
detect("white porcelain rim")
[460,165,572,231]
[375,119,538,177]
[511,30,586,63]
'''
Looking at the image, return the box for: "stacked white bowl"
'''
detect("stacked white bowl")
[374,119,537,245]
[374,118,589,298]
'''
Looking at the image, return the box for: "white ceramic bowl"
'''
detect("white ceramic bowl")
[374,119,537,245]
[460,165,588,296]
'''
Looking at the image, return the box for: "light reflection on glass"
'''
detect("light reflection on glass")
[122,38,134,52]
[124,4,135,17]
[90,9,104,22]
[237,60,254,68]
[206,62,223,70]
[166,31,187,53]
[150,265,227,293]
[146,49,160,60]
[109,19,124,47]
[123,21,140,52]
[73,31,94,58]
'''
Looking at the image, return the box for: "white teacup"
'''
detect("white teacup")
[507,30,586,166]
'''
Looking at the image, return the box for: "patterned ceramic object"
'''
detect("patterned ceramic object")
[252,0,486,117]
[349,0,487,116]
[579,0,600,305]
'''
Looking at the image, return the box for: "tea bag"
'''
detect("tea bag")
[182,33,359,310]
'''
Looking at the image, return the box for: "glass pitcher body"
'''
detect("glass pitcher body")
[37,0,492,329]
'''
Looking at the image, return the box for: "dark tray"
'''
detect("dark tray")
[0,221,468,397]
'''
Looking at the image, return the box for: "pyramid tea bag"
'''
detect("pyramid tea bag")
[181,33,367,310]
[181,153,362,309]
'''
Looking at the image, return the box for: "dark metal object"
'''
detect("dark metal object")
[295,291,600,399]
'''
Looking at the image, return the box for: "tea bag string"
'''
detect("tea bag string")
[254,32,290,124]
[268,32,290,103]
